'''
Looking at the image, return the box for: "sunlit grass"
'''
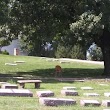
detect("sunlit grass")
[0,54,107,110]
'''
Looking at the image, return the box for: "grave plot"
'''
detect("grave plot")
[1,84,18,89]
[0,89,33,97]
[102,100,110,107]
[39,97,76,106]
[99,84,109,86]
[5,63,17,66]
[61,90,78,96]
[63,86,76,90]
[104,93,110,97]
[36,90,54,97]
[80,100,101,106]
[14,61,25,63]
[103,109,110,110]
[83,93,100,97]
[81,87,94,90]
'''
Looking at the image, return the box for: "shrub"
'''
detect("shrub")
[55,44,85,59]
[70,44,85,59]
[1,50,9,55]
[55,44,71,58]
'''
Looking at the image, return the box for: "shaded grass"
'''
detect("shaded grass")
[0,81,109,110]
[0,54,104,79]
[0,54,107,110]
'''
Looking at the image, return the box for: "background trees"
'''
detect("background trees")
[0,0,110,76]
[8,0,84,56]
[0,0,11,52]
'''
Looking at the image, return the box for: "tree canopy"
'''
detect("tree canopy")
[0,0,110,75]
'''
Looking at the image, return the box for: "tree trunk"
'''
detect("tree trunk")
[101,47,110,76]
[101,28,110,76]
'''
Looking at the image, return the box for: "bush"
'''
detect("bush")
[1,50,9,55]
[55,44,85,59]
[91,47,103,61]
[87,43,103,61]
[55,44,71,58]
[70,44,85,59]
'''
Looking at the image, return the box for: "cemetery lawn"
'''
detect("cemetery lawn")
[0,54,109,110]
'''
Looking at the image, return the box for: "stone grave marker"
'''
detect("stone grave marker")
[99,84,109,86]
[0,89,33,97]
[14,61,25,63]
[1,84,18,89]
[104,93,110,97]
[36,90,54,97]
[102,100,110,107]
[5,63,17,66]
[80,100,100,106]
[61,90,78,96]
[81,87,93,90]
[39,97,76,106]
[63,86,76,90]
[83,93,100,97]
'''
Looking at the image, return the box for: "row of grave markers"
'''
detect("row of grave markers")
[37,88,110,108]
[1,82,110,109]
[5,60,25,66]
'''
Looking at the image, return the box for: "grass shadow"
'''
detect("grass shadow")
[16,68,104,78]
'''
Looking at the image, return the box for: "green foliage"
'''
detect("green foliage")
[70,44,85,59]
[88,45,103,61]
[55,44,85,59]
[8,0,84,56]
[55,44,71,58]
[1,50,9,55]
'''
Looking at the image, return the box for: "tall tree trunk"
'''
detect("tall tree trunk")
[101,47,110,76]
[101,28,110,76]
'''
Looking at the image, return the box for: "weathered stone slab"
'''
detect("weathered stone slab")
[80,100,100,106]
[1,84,18,89]
[81,87,93,90]
[104,93,110,97]
[39,97,76,106]
[52,59,59,61]
[61,90,78,96]
[12,89,33,97]
[63,86,76,90]
[37,90,54,97]
[0,82,9,84]
[14,61,25,63]
[0,89,33,97]
[103,109,110,110]
[99,84,109,86]
[5,63,17,66]
[83,93,100,97]
[102,100,110,107]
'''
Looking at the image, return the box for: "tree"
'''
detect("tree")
[8,0,83,56]
[70,0,110,76]
[0,0,11,51]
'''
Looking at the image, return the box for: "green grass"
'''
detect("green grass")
[0,54,108,110]
[0,54,103,78]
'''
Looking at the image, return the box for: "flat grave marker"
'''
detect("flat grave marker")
[102,100,110,107]
[5,63,17,66]
[37,90,54,97]
[39,97,76,106]
[99,84,109,86]
[81,87,94,90]
[83,93,100,97]
[61,90,78,96]
[104,93,110,97]
[63,86,76,90]
[14,61,25,63]
[0,89,33,97]
[80,99,101,106]
[1,84,18,89]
